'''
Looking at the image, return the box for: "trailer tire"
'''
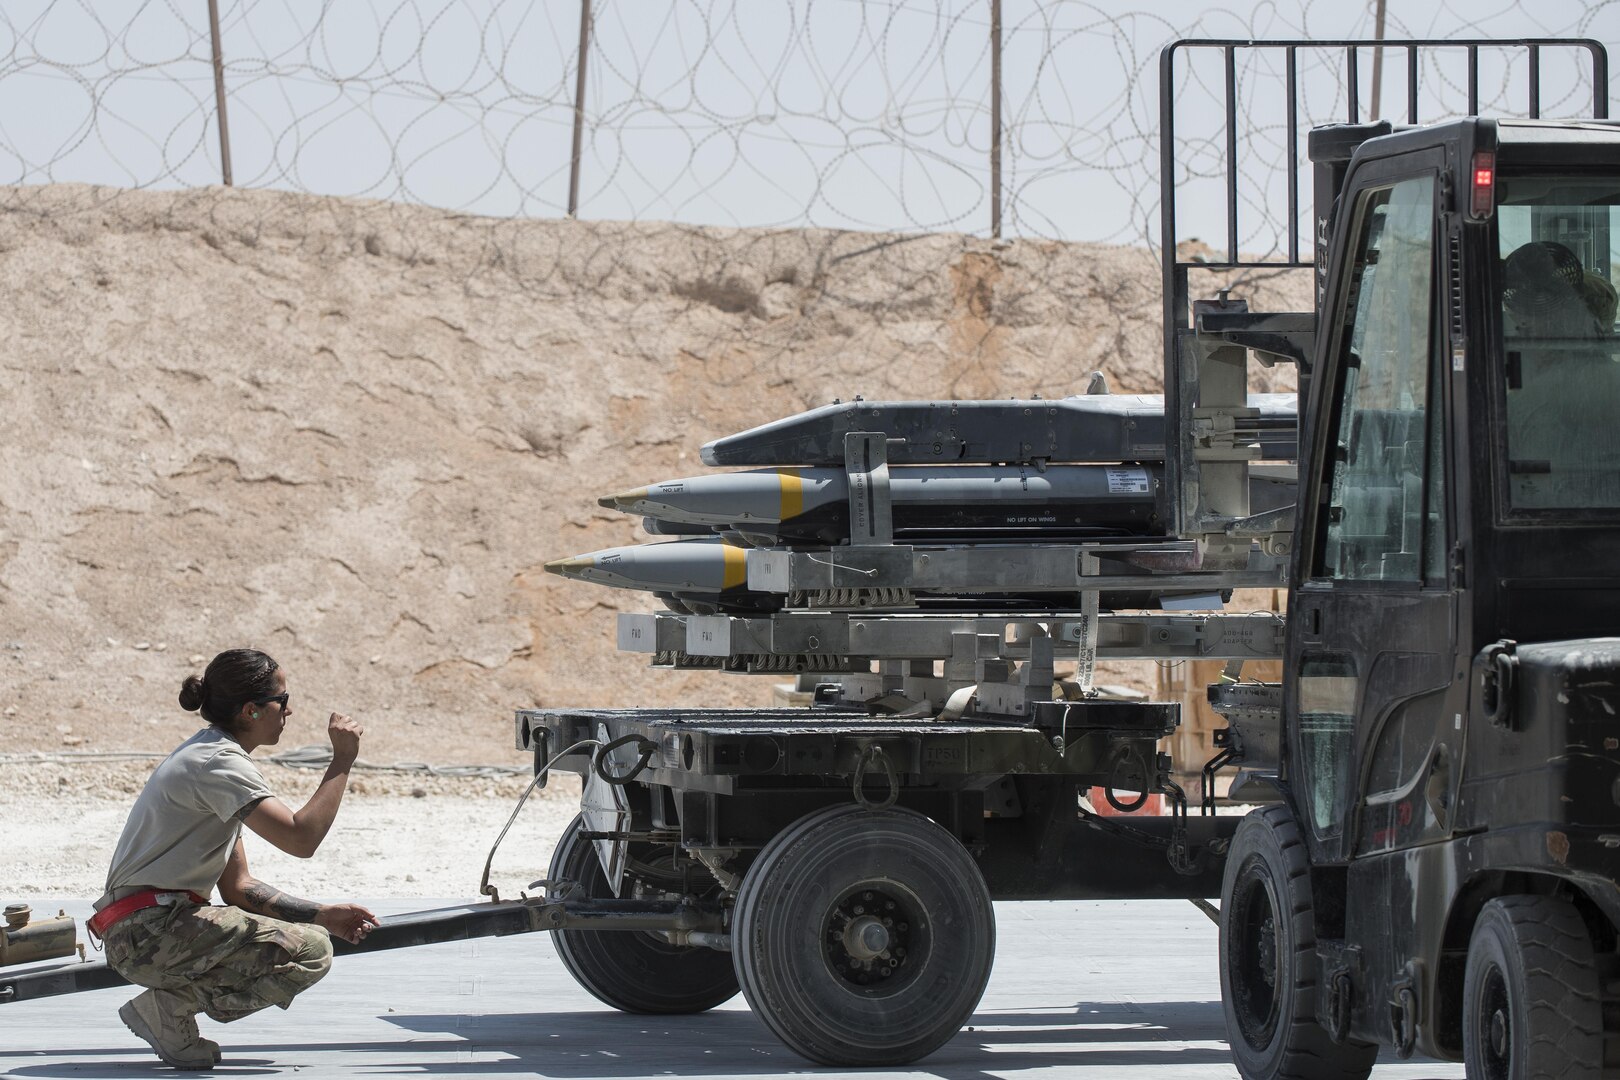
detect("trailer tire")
[1220,805,1376,1080]
[548,813,739,1014]
[731,803,994,1066]
[1463,895,1601,1080]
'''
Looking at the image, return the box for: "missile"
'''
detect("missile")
[700,392,1298,467]
[602,464,1163,545]
[544,538,783,614]
[546,536,1232,617]
[545,537,746,594]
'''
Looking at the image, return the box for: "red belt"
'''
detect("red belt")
[87,890,208,940]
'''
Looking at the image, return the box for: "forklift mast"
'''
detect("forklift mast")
[1156,39,1610,572]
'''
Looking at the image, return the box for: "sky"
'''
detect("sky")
[0,0,1614,251]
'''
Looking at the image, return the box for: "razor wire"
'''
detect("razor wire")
[0,0,1613,252]
[3,1,1611,767]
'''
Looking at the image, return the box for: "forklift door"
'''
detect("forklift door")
[1289,144,1462,868]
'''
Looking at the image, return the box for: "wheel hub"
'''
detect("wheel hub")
[826,887,915,990]
[1256,914,1276,988]
[1228,862,1282,1050]
[844,916,890,961]
[1490,1008,1508,1058]
[1476,963,1511,1080]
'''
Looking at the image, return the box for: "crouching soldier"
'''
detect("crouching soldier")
[92,649,379,1068]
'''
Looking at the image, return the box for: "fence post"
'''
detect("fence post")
[990,0,1002,238]
[206,0,233,186]
[1368,0,1387,121]
[567,0,592,217]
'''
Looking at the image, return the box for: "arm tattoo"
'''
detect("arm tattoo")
[241,878,321,923]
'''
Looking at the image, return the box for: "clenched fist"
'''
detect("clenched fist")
[327,712,364,766]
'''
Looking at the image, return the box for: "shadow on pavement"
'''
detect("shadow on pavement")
[0,1001,1237,1078]
[380,998,1238,1067]
[0,999,1461,1079]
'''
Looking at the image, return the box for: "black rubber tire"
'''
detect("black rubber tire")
[1462,895,1602,1080]
[547,813,739,1014]
[1219,805,1377,1080]
[731,803,995,1067]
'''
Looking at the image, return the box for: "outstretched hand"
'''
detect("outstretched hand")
[317,903,381,944]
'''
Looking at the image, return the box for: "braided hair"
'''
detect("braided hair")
[179,649,280,733]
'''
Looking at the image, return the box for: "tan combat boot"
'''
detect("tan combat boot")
[118,988,216,1069]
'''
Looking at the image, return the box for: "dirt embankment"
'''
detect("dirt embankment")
[0,185,1305,766]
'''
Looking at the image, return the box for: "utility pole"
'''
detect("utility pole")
[1368,0,1387,122]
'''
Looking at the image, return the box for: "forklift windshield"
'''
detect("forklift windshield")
[1498,174,1620,514]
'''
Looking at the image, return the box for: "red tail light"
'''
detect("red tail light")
[1470,151,1496,219]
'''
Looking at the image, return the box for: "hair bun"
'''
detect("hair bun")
[178,674,206,712]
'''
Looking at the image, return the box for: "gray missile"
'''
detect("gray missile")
[700,392,1298,467]
[546,535,1250,616]
[545,537,749,595]
[602,463,1163,544]
[544,537,782,615]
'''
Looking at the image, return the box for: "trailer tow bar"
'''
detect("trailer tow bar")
[0,895,725,1005]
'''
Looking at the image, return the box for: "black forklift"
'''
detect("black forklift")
[1183,40,1620,1080]
[7,37,1618,1080]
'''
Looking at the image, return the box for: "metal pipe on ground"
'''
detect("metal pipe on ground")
[0,897,723,1004]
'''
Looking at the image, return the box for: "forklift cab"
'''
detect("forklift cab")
[1291,119,1620,861]
[1255,118,1620,1072]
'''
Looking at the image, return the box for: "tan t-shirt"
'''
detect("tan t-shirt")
[97,727,275,910]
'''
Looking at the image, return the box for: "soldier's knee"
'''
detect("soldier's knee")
[301,928,334,979]
[275,925,333,992]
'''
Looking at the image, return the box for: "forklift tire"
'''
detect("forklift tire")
[731,803,995,1066]
[1220,806,1377,1080]
[548,813,740,1014]
[1463,895,1601,1080]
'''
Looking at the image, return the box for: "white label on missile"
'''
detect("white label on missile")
[1105,466,1151,494]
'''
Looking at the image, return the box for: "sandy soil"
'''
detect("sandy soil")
[1,757,584,900]
[0,183,1308,767]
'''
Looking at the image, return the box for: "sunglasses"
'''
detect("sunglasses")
[254,693,290,712]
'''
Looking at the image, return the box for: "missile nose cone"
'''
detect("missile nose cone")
[544,556,594,577]
[600,487,649,510]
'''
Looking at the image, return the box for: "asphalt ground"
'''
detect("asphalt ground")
[1,898,1465,1080]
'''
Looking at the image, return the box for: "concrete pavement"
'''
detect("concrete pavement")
[0,898,1465,1079]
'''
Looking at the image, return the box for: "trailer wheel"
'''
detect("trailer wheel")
[1220,806,1376,1080]
[731,803,994,1066]
[548,813,739,1014]
[1463,895,1601,1080]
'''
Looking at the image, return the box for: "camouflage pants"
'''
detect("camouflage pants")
[104,901,333,1023]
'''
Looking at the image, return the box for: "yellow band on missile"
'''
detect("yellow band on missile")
[721,542,747,591]
[778,468,804,523]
